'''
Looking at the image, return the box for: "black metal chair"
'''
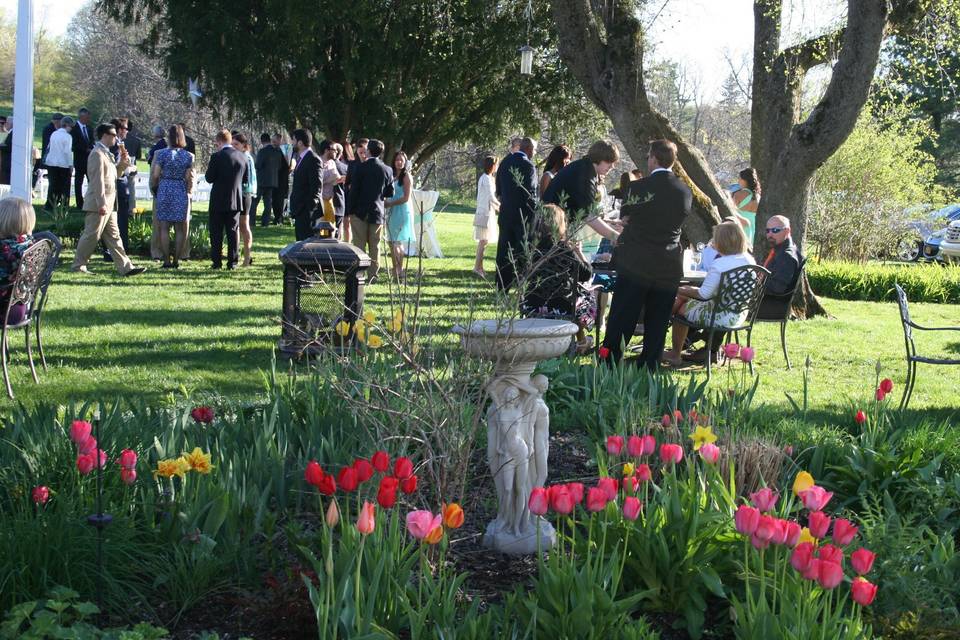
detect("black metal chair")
[675,264,769,378]
[30,231,62,370]
[894,283,960,410]
[754,257,807,369]
[2,239,56,399]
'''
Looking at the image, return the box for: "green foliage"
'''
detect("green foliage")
[807,260,960,303]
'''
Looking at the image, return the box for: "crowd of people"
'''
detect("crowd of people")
[480,135,802,367]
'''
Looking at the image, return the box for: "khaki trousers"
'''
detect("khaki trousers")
[350,217,382,280]
[73,209,135,274]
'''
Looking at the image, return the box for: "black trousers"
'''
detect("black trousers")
[495,216,530,291]
[74,164,86,209]
[46,167,72,209]
[116,179,131,251]
[294,212,313,241]
[209,209,240,268]
[273,186,288,223]
[602,273,678,370]
[253,186,276,226]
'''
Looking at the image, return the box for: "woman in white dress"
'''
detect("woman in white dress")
[472,155,499,278]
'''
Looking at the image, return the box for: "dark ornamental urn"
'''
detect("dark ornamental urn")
[278,221,370,357]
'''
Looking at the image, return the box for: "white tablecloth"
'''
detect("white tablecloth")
[407,189,442,258]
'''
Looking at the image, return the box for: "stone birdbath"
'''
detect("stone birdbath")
[452,318,579,554]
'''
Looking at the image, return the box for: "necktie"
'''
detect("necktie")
[763,249,775,268]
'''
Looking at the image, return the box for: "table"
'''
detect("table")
[591,264,707,348]
[407,189,442,258]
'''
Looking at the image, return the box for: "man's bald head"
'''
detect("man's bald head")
[765,215,791,246]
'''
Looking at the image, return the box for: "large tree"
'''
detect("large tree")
[551,0,936,316]
[97,0,590,166]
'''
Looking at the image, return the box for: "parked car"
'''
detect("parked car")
[914,204,960,262]
[939,220,960,263]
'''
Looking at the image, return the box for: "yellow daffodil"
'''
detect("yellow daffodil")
[156,458,184,479]
[623,462,635,477]
[355,322,366,342]
[367,334,383,349]
[363,310,376,324]
[793,471,815,496]
[175,456,192,476]
[184,447,214,474]
[335,320,351,337]
[797,527,817,546]
[689,425,717,451]
[387,317,403,333]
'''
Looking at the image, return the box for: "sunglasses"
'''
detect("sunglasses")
[765,227,785,234]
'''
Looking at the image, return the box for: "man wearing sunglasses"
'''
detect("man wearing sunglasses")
[760,215,801,297]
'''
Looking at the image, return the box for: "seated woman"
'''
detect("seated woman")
[663,221,754,367]
[0,197,37,325]
[520,204,595,351]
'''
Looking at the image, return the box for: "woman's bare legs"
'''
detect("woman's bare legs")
[240,214,253,266]
[663,322,688,365]
[159,223,171,266]
[473,239,488,275]
[173,222,187,265]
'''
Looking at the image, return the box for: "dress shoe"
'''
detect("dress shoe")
[124,267,146,277]
[683,347,720,365]
[72,266,93,275]
[210,264,222,270]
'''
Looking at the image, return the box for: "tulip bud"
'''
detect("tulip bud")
[32,486,50,505]
[855,410,867,425]
[325,500,340,528]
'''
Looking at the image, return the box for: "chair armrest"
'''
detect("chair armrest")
[907,321,960,332]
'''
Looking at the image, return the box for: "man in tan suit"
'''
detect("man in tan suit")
[72,122,145,276]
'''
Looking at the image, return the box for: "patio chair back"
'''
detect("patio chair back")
[756,257,808,322]
[5,239,55,325]
[30,232,62,317]
[704,264,770,331]
[894,283,915,353]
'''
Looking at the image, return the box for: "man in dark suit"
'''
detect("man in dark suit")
[601,139,692,369]
[71,108,96,208]
[179,123,196,155]
[757,215,802,316]
[288,128,323,241]
[342,138,369,244]
[252,133,281,227]
[204,128,248,269]
[272,133,291,224]
[347,138,394,281]
[332,142,349,235]
[543,139,622,241]
[494,136,538,291]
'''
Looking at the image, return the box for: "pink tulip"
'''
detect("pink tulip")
[70,420,92,444]
[406,510,442,540]
[799,485,833,511]
[750,534,770,550]
[659,443,683,464]
[118,449,137,470]
[722,343,740,359]
[597,477,618,501]
[801,557,822,581]
[699,443,720,464]
[739,347,755,362]
[548,485,575,514]
[770,519,789,545]
[661,414,672,428]
[622,475,639,494]
[636,463,652,482]
[755,515,777,542]
[783,521,802,547]
[32,486,50,505]
[120,468,137,485]
[734,505,761,536]
[640,435,656,456]
[818,560,844,589]
[875,388,886,402]
[77,435,98,456]
[528,488,548,516]
[808,511,831,539]
[626,435,644,457]
[357,501,376,535]
[750,487,779,513]
[851,577,878,606]
[791,542,815,572]
[566,482,585,504]
[606,435,624,456]
[623,496,642,521]
[880,378,893,394]
[76,453,96,475]
[832,518,859,546]
[851,548,876,575]
[586,487,608,512]
[818,544,844,567]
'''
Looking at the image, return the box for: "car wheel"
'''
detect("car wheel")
[896,238,923,262]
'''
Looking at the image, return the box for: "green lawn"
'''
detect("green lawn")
[8,198,959,415]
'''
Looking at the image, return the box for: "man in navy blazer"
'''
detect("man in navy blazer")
[288,128,323,241]
[204,129,248,269]
[494,136,538,290]
[347,139,394,281]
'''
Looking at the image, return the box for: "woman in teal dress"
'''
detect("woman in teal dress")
[385,151,414,281]
[731,167,761,249]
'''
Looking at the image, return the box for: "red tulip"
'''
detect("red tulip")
[739,347,755,362]
[69,420,92,444]
[699,443,720,464]
[808,511,831,539]
[801,558,822,581]
[76,453,96,475]
[673,409,683,423]
[818,560,844,589]
[606,436,624,456]
[400,474,418,494]
[377,477,398,508]
[529,487,548,515]
[750,534,770,550]
[734,505,761,536]
[659,443,683,464]
[394,456,414,479]
[549,485,575,514]
[855,410,867,425]
[875,388,886,402]
[640,435,656,456]
[791,542,815,572]
[337,467,359,492]
[32,486,50,505]
[750,488,779,513]
[77,435,97,456]
[566,482,585,504]
[755,515,778,542]
[799,486,834,512]
[818,544,844,567]
[784,521,802,547]
[586,487,608,512]
[598,346,610,359]
[622,475,639,494]
[371,450,390,473]
[597,477,618,501]
[636,463,652,482]
[305,461,324,488]
[851,577,878,606]
[622,496,642,521]
[832,518,859,546]
[317,473,337,496]
[353,459,374,483]
[191,406,215,423]
[851,548,876,575]
[120,468,137,485]
[880,378,893,394]
[661,414,672,428]
[626,435,644,457]
[118,449,137,470]
[770,519,789,545]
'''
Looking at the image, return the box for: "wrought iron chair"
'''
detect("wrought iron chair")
[674,264,769,378]
[894,283,960,410]
[2,239,56,399]
[30,231,62,370]
[754,257,807,369]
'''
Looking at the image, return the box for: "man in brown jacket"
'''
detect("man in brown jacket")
[72,122,145,276]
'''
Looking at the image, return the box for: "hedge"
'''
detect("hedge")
[807,260,960,304]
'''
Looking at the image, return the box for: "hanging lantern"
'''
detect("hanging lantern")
[519,45,534,75]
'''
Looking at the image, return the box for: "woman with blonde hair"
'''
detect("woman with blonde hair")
[663,220,755,366]
[0,197,36,324]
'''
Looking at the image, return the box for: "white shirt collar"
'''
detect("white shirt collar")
[650,167,672,175]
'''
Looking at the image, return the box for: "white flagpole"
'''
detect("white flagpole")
[10,0,35,200]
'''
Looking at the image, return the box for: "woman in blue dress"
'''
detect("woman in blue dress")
[385,150,414,281]
[149,125,194,268]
